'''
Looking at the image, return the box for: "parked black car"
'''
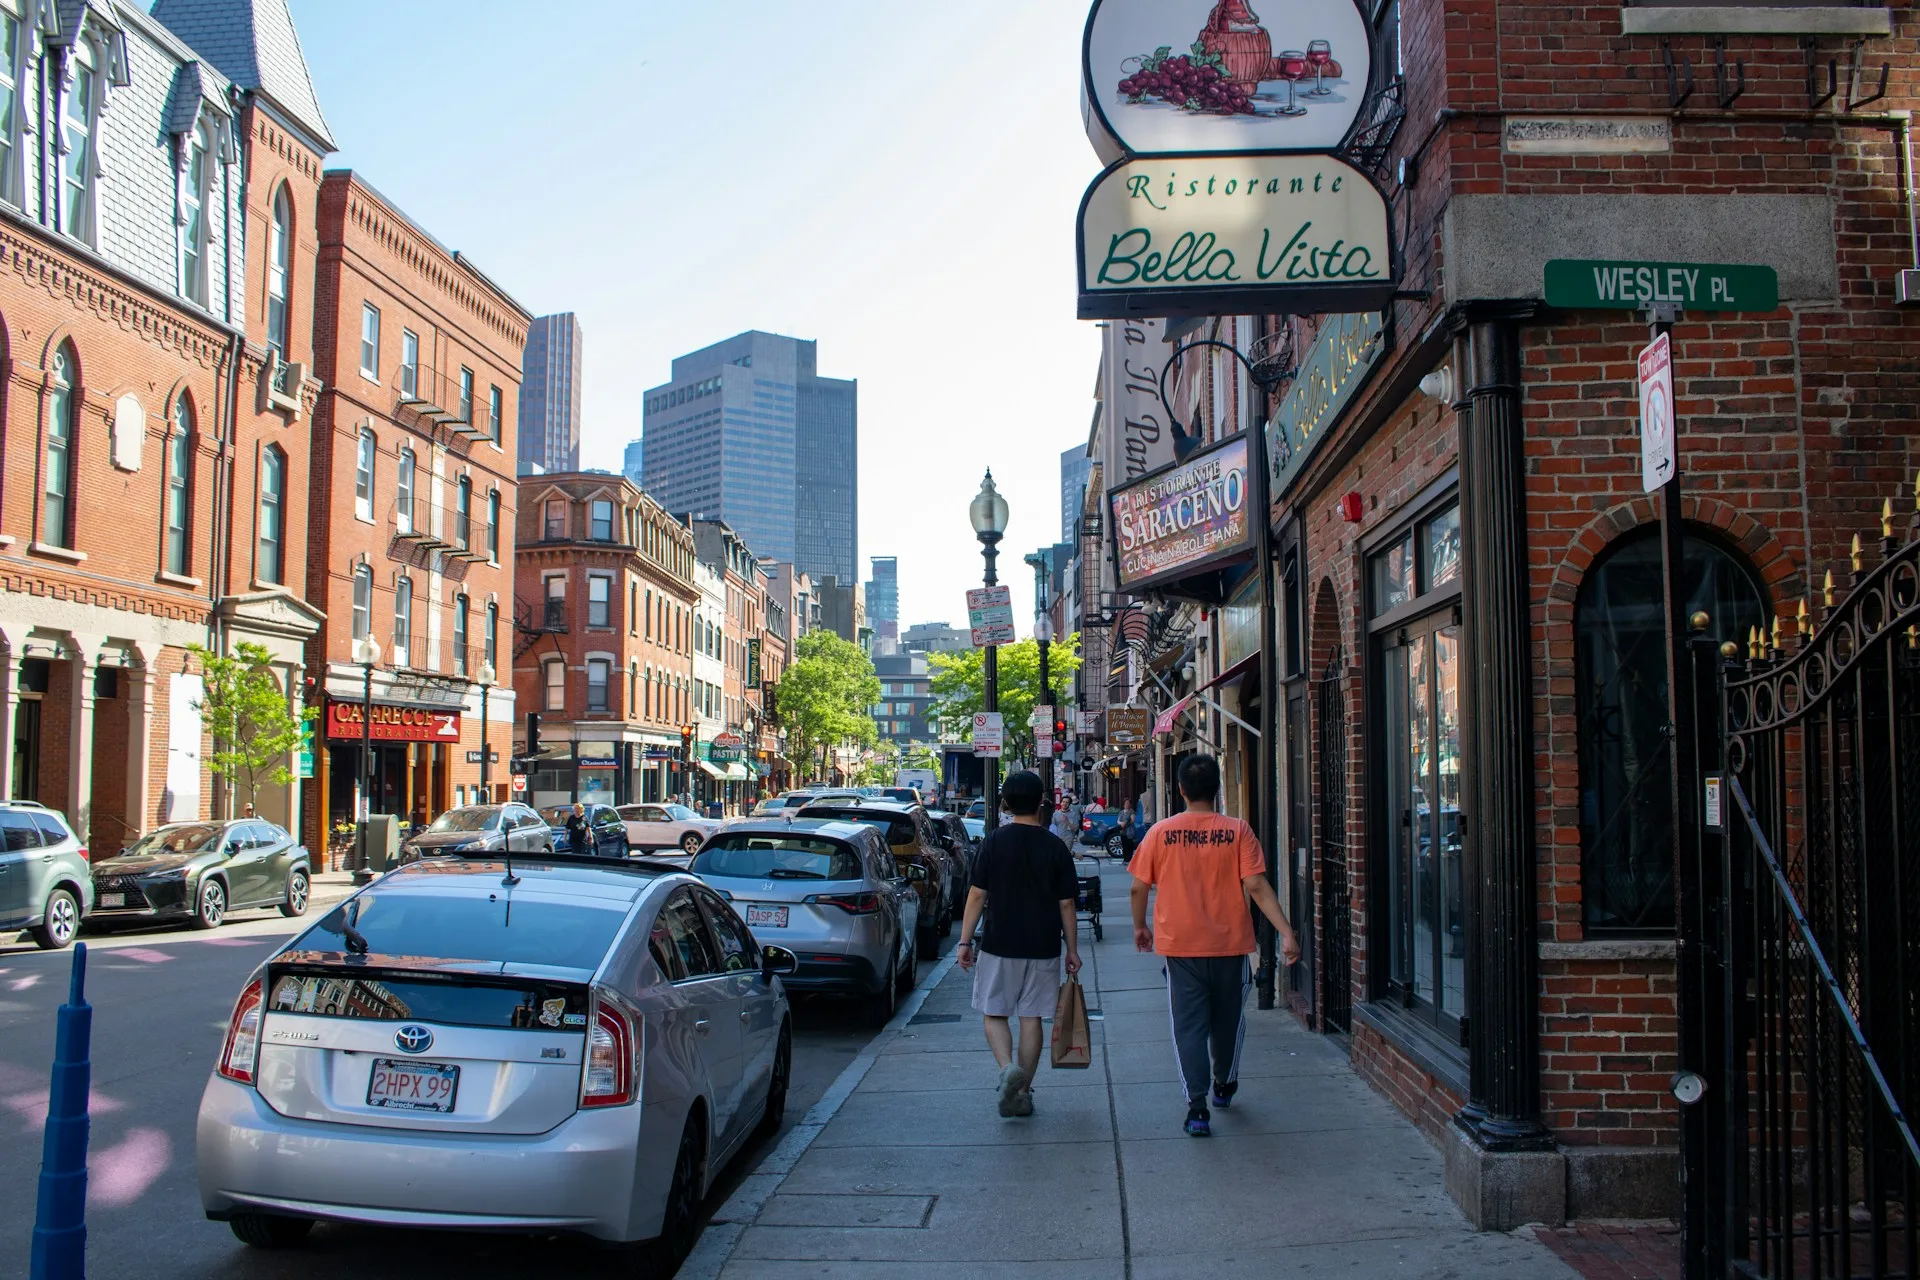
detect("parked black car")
[398,803,554,864]
[89,819,310,930]
[540,804,630,858]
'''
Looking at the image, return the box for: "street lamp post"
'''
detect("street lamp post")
[476,660,496,802]
[353,635,381,877]
[970,471,1009,833]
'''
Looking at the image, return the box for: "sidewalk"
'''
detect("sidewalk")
[697,863,1580,1279]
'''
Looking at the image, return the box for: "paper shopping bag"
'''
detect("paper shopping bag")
[1051,975,1093,1069]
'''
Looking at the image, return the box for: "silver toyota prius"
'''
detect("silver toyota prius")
[196,853,795,1271]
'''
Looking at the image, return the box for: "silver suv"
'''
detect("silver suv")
[0,801,93,949]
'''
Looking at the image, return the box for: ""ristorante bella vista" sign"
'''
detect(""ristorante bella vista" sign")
[1078,154,1393,319]
[1109,433,1253,590]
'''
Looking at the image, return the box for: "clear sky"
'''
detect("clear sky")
[285,0,1102,634]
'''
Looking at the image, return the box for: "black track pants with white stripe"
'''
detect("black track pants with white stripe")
[1164,955,1251,1106]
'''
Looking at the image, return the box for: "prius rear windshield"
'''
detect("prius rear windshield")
[265,971,590,1030]
[693,835,862,882]
[294,891,627,971]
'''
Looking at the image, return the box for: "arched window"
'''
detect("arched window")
[44,343,77,547]
[393,575,413,668]
[456,476,472,550]
[165,396,194,575]
[354,428,375,521]
[1576,528,1766,934]
[395,446,415,534]
[266,186,291,354]
[484,602,498,667]
[257,444,285,584]
[453,594,469,677]
[351,564,372,641]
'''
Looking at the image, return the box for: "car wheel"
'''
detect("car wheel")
[866,948,899,1027]
[896,938,917,995]
[1106,832,1125,859]
[916,915,939,961]
[757,1021,792,1139]
[681,831,703,856]
[29,888,80,951]
[194,878,227,930]
[279,868,310,918]
[640,1115,705,1273]
[229,1212,314,1249]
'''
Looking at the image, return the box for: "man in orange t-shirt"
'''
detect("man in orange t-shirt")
[1130,753,1300,1137]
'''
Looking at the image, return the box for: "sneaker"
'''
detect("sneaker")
[1185,1104,1211,1137]
[1211,1080,1238,1109]
[997,1063,1027,1117]
[1011,1088,1034,1117]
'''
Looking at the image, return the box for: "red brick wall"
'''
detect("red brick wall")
[1353,1019,1465,1145]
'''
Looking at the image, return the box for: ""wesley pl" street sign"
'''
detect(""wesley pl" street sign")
[1545,259,1779,312]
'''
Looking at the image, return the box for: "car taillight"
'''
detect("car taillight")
[75,845,88,862]
[807,892,881,914]
[1081,820,1092,831]
[218,977,265,1085]
[582,1004,635,1108]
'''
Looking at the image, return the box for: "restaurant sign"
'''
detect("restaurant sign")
[326,699,461,743]
[1267,309,1385,496]
[1078,154,1392,320]
[710,731,747,763]
[1110,433,1252,591]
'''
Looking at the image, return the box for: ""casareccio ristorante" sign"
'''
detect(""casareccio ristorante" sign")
[326,699,462,743]
[1109,433,1253,590]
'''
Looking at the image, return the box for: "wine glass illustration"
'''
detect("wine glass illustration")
[1276,49,1309,116]
[1306,40,1334,96]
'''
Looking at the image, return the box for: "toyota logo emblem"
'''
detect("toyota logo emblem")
[393,1024,434,1054]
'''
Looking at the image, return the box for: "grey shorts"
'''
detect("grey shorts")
[970,950,1061,1018]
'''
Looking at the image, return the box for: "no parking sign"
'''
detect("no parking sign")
[1638,332,1675,492]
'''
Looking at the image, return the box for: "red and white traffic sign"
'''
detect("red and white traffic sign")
[511,774,527,793]
[1638,332,1675,492]
[972,712,1004,757]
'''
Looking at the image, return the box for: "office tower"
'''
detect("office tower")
[1061,445,1093,544]
[866,556,899,653]
[519,313,584,474]
[640,331,856,583]
[622,439,645,489]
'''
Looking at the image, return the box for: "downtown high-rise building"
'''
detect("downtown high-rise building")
[622,438,645,489]
[639,331,856,583]
[518,313,584,473]
[866,556,899,653]
[1061,445,1092,544]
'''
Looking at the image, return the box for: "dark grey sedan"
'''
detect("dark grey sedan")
[399,804,554,864]
[90,819,311,930]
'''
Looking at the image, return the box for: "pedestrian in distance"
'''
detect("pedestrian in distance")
[956,769,1081,1118]
[566,803,590,855]
[1130,753,1301,1138]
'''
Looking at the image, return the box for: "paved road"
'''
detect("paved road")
[0,911,943,1278]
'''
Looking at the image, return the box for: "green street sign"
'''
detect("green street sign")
[1545,259,1779,312]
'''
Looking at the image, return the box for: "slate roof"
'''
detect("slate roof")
[148,0,334,152]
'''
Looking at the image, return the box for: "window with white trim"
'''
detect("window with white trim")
[590,499,613,542]
[266,187,291,355]
[165,397,194,576]
[587,658,610,713]
[456,476,472,551]
[258,445,286,585]
[0,0,21,206]
[486,490,500,561]
[458,366,473,424]
[485,602,498,667]
[179,120,211,304]
[399,329,418,397]
[354,429,375,522]
[360,303,380,379]
[395,446,415,534]
[393,576,413,668]
[488,385,502,444]
[588,575,611,628]
[60,40,98,242]
[545,659,565,712]
[351,565,372,641]
[453,595,469,678]
[44,344,77,548]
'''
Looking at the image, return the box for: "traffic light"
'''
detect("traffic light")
[680,724,695,762]
[1053,716,1068,741]
[525,712,541,757]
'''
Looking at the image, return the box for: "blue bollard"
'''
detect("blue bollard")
[30,942,91,1279]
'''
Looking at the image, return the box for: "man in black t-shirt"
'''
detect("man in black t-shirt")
[956,770,1080,1118]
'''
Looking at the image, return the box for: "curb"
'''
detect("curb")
[678,950,962,1280]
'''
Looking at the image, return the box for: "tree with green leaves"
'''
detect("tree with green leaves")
[929,633,1081,761]
[774,631,881,784]
[189,642,315,817]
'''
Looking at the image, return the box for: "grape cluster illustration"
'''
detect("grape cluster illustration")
[1119,45,1254,115]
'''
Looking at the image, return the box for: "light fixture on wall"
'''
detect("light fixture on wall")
[1418,365,1455,404]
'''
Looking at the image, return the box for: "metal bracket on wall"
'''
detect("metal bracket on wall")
[1846,40,1890,112]
[1663,40,1696,111]
[1713,38,1746,111]
[1804,37,1840,111]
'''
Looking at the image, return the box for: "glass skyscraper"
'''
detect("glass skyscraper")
[866,556,898,651]
[640,331,856,583]
[519,313,583,474]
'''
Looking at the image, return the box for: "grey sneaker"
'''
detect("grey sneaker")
[996,1063,1027,1117]
[1011,1088,1034,1117]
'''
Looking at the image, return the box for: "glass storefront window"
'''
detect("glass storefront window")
[1371,535,1412,614]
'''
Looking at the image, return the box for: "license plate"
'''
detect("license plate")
[746,905,789,929]
[98,892,125,908]
[366,1058,460,1112]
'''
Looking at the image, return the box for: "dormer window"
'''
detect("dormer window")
[60,39,99,242]
[0,2,24,206]
[179,120,211,304]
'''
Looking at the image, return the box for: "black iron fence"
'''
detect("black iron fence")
[1319,655,1352,1035]
[1715,525,1920,1278]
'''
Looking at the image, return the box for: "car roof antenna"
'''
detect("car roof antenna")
[502,847,519,887]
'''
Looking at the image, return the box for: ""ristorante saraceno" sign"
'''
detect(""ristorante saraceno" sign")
[1078,154,1394,319]
[1109,433,1253,590]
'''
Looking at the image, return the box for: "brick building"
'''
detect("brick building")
[302,170,528,851]
[690,518,766,808]
[0,0,326,845]
[1069,0,1920,1232]
[513,473,697,809]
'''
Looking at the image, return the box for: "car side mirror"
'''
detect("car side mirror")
[905,863,926,883]
[761,945,798,979]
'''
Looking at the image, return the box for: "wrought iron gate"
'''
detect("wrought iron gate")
[1319,656,1352,1035]
[1715,539,1920,1278]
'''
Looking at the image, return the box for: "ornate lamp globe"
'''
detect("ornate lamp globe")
[969,471,1010,539]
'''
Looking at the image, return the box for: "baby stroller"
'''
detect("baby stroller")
[1075,856,1105,942]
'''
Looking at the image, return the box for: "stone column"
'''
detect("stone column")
[123,644,160,836]
[1447,317,1562,1229]
[65,634,103,846]
[0,636,19,800]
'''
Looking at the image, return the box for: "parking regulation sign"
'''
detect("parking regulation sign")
[1638,332,1675,492]
[972,712,1004,757]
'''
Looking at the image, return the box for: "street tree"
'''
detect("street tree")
[189,642,315,817]
[774,631,880,783]
[928,633,1081,761]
